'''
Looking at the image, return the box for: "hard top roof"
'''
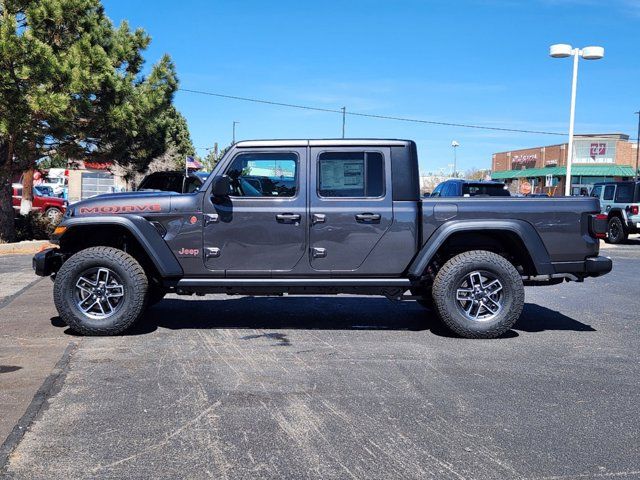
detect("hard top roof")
[234,139,414,148]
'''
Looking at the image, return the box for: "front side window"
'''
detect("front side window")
[603,185,615,201]
[225,153,297,197]
[590,185,602,199]
[318,151,384,198]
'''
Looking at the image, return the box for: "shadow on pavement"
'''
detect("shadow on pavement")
[51,297,595,339]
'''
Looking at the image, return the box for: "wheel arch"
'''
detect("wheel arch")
[57,216,183,279]
[408,220,553,277]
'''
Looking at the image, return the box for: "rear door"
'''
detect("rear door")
[202,148,307,275]
[308,147,392,272]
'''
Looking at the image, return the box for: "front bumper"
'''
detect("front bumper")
[33,248,64,277]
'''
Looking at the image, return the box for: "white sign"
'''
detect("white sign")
[320,160,364,190]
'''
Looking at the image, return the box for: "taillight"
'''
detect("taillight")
[629,205,639,216]
[591,214,608,239]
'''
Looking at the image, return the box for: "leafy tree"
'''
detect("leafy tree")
[0,0,178,242]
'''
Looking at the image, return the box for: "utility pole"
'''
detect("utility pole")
[451,141,460,177]
[232,121,239,144]
[635,111,639,181]
[341,107,346,138]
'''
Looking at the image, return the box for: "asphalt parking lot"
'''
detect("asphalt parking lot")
[1,240,639,480]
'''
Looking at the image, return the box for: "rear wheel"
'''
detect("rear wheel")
[607,216,627,244]
[432,250,524,339]
[53,247,148,335]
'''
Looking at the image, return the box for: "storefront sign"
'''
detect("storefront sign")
[511,154,537,169]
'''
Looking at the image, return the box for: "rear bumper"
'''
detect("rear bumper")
[32,248,63,277]
[584,256,613,276]
[552,255,612,278]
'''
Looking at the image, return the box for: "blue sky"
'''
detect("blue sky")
[103,0,639,173]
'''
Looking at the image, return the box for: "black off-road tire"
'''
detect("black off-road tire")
[53,247,148,335]
[606,216,627,244]
[432,250,524,339]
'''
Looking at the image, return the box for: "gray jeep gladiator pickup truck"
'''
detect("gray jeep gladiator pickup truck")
[33,139,612,338]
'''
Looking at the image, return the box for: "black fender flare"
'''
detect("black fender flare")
[408,219,554,277]
[606,208,627,223]
[59,215,183,278]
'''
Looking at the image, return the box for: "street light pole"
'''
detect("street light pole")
[232,121,239,144]
[549,44,604,196]
[341,107,346,138]
[451,141,459,177]
[635,111,639,181]
[565,51,579,197]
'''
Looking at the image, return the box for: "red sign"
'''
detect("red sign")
[590,143,606,156]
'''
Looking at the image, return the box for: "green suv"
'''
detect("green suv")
[591,180,640,243]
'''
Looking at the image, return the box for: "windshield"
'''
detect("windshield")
[138,173,185,193]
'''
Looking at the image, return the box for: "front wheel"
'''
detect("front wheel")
[432,250,524,339]
[53,247,148,335]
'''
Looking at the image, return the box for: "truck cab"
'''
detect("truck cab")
[34,139,611,339]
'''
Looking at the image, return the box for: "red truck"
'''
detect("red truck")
[12,183,67,223]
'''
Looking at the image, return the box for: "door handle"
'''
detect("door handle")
[355,213,381,223]
[276,213,301,223]
[311,213,326,225]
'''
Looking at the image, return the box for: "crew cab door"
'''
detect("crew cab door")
[202,148,307,275]
[308,147,393,272]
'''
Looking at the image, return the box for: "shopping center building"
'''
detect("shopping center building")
[491,133,638,196]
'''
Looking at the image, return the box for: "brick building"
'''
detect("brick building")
[491,134,638,196]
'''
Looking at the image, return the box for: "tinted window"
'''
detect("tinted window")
[614,183,634,203]
[139,173,184,193]
[462,183,510,197]
[590,185,602,199]
[431,183,443,197]
[603,185,615,201]
[318,152,384,197]
[225,153,297,197]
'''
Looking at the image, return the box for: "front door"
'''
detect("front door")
[308,147,393,272]
[202,148,307,275]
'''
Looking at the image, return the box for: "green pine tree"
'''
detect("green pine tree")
[0,0,180,242]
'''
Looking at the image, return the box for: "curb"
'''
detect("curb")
[0,241,55,256]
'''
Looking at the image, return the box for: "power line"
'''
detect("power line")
[178,88,567,137]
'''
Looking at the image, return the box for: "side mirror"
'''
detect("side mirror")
[211,175,230,197]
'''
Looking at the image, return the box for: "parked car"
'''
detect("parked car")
[34,139,610,339]
[590,180,640,243]
[431,179,510,197]
[12,183,67,223]
[137,171,209,194]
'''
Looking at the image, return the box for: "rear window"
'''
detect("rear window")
[614,183,635,203]
[462,183,510,197]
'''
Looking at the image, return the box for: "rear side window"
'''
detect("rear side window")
[462,184,510,197]
[603,185,615,201]
[614,183,634,203]
[318,151,384,198]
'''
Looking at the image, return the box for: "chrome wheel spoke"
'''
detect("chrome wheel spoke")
[73,267,124,320]
[105,284,124,298]
[455,271,504,322]
[456,288,473,301]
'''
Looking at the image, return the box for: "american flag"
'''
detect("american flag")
[186,156,202,170]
